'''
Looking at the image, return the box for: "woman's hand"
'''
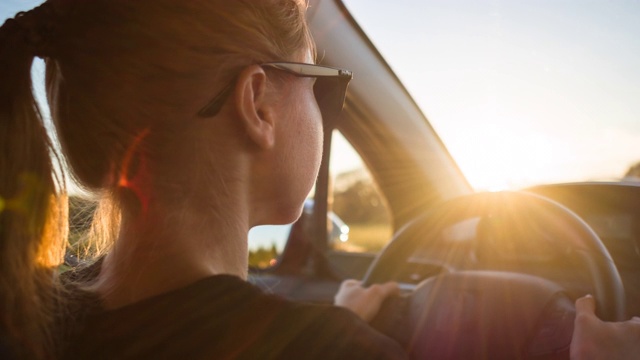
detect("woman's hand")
[334,279,399,323]
[571,295,640,360]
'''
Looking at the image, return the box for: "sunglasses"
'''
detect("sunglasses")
[197,62,353,124]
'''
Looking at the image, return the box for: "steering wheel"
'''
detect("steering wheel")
[363,191,625,359]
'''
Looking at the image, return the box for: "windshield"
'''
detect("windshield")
[343,0,640,191]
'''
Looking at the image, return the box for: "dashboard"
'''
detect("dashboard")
[528,183,640,315]
[528,183,640,265]
[403,182,640,317]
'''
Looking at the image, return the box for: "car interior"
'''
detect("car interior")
[2,0,637,359]
[247,0,640,359]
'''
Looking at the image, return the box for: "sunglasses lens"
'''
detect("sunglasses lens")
[314,77,347,125]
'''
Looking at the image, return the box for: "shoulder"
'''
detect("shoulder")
[188,277,406,359]
[59,274,406,359]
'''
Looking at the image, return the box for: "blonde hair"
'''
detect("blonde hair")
[0,0,313,357]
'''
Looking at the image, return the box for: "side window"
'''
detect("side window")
[248,224,291,269]
[248,190,315,269]
[248,130,393,269]
[330,131,393,254]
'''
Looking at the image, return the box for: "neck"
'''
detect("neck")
[93,187,249,310]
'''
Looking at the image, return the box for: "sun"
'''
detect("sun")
[447,123,556,192]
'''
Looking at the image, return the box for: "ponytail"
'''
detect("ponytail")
[0,4,66,358]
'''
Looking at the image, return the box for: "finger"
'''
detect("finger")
[341,279,360,287]
[380,282,400,296]
[368,282,399,299]
[575,294,596,315]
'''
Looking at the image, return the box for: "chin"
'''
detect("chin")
[274,205,304,225]
[255,201,304,226]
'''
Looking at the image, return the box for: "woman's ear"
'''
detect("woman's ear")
[234,65,276,150]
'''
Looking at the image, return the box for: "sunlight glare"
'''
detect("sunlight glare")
[446,121,555,191]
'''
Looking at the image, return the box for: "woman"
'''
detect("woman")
[0,0,404,358]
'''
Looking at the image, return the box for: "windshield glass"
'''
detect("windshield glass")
[343,0,640,191]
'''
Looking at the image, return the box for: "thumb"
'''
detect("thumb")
[575,294,596,316]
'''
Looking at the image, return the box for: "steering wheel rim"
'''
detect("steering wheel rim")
[363,191,625,321]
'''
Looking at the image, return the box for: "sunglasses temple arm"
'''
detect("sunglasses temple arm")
[197,79,236,118]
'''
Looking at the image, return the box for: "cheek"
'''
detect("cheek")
[301,93,324,175]
[284,92,323,186]
[267,84,324,222]
[312,123,323,172]
[285,111,322,177]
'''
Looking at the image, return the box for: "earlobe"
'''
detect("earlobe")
[234,65,276,150]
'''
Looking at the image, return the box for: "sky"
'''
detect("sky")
[3,1,640,191]
[344,0,640,190]
[0,0,42,23]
